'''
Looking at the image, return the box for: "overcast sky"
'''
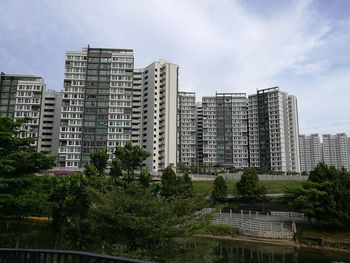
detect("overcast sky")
[1,0,350,135]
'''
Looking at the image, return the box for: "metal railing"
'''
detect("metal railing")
[0,248,154,263]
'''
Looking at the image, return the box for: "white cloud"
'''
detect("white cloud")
[1,0,350,134]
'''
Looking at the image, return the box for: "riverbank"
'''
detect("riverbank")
[195,229,350,256]
[194,234,297,247]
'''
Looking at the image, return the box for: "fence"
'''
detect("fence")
[213,212,295,239]
[191,174,308,181]
[0,249,154,263]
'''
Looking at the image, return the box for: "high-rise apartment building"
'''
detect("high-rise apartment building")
[322,133,350,170]
[40,90,62,155]
[299,134,322,173]
[196,102,203,166]
[0,72,46,150]
[177,92,197,165]
[202,93,249,168]
[136,60,178,173]
[248,87,300,173]
[131,69,143,146]
[58,47,134,168]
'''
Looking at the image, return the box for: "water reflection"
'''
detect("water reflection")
[167,238,350,263]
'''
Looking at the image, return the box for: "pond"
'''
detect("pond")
[185,237,350,263]
[1,221,349,262]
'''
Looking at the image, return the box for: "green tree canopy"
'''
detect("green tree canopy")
[88,146,108,176]
[236,167,266,201]
[284,163,350,228]
[112,141,151,183]
[89,182,209,256]
[0,116,54,220]
[211,176,227,202]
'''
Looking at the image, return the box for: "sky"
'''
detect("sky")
[0,0,350,135]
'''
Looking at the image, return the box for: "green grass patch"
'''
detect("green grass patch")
[193,180,304,196]
[196,224,239,237]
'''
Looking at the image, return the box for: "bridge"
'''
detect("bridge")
[0,248,154,263]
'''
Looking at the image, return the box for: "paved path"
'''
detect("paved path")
[213,212,308,239]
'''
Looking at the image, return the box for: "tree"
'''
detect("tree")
[0,116,54,247]
[236,167,266,201]
[160,165,178,198]
[0,116,55,177]
[177,173,194,198]
[89,182,209,257]
[0,116,54,217]
[284,163,350,228]
[211,176,227,202]
[113,141,151,183]
[160,166,195,199]
[139,170,152,188]
[88,146,108,176]
[47,173,93,249]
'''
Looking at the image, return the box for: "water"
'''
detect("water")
[168,237,350,263]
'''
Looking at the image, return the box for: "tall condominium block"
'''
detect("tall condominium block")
[0,72,45,150]
[131,69,143,146]
[248,87,300,173]
[136,60,178,173]
[322,133,350,170]
[58,47,134,168]
[299,134,322,173]
[196,102,203,165]
[177,92,197,165]
[202,93,249,168]
[202,96,217,164]
[40,89,62,156]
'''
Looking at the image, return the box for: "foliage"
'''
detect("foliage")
[88,146,108,176]
[160,166,194,199]
[89,182,209,253]
[139,170,152,188]
[196,224,239,237]
[236,167,266,201]
[211,176,227,202]
[0,116,55,177]
[284,163,350,228]
[84,163,99,177]
[113,141,151,183]
[0,116,54,221]
[47,173,93,249]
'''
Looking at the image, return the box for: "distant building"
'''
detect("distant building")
[136,60,178,173]
[202,93,249,168]
[40,89,62,156]
[248,87,300,173]
[322,133,350,170]
[196,102,204,166]
[299,134,322,173]
[0,72,46,150]
[58,47,134,168]
[177,92,197,166]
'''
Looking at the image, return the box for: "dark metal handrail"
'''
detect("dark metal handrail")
[0,248,155,263]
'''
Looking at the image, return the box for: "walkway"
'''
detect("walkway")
[213,211,308,239]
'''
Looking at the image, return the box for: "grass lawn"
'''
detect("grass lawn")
[193,179,304,196]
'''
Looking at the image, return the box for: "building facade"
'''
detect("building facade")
[299,134,322,173]
[0,72,46,150]
[58,47,134,168]
[202,93,249,168]
[322,133,350,170]
[248,87,300,173]
[40,89,62,155]
[177,92,197,165]
[136,60,178,173]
